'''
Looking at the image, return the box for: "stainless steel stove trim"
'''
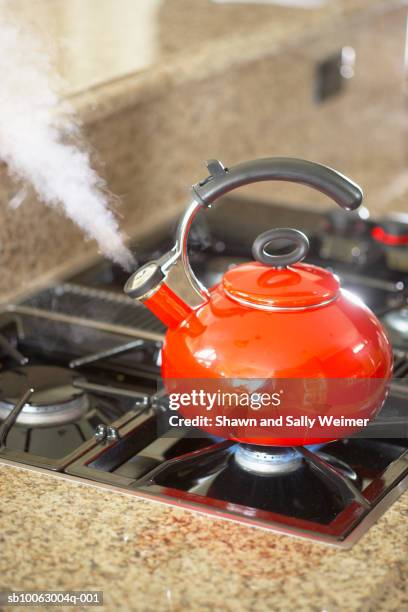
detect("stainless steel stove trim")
[0,410,137,471]
[63,413,408,548]
[1,453,407,550]
[134,464,408,549]
[65,410,161,487]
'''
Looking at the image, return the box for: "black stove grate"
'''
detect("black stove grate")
[0,312,160,470]
[20,284,166,334]
[393,349,408,380]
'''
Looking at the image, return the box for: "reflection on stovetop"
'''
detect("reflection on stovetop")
[64,396,408,545]
[1,198,408,547]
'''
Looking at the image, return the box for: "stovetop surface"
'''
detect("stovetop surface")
[1,197,408,547]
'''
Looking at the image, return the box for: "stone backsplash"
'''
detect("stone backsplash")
[0,0,406,301]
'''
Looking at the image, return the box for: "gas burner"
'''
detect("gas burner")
[234,444,302,474]
[0,366,89,427]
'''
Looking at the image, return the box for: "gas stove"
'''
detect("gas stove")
[1,197,408,548]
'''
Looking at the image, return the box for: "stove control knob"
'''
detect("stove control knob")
[106,426,120,442]
[94,424,107,442]
[372,217,408,246]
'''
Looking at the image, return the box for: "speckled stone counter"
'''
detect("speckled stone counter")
[0,463,407,611]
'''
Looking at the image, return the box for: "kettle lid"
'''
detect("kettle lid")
[223,262,339,311]
[222,228,340,311]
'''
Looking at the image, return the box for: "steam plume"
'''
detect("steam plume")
[0,5,135,270]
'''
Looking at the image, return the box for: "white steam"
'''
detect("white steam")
[0,8,135,270]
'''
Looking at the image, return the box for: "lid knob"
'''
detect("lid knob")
[252,228,310,268]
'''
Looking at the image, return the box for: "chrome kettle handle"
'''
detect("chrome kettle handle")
[125,158,363,311]
[175,157,363,299]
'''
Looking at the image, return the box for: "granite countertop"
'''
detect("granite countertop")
[0,462,407,610]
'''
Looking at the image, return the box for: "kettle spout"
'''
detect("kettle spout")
[124,246,208,329]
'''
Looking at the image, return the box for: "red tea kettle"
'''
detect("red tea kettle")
[125,158,392,446]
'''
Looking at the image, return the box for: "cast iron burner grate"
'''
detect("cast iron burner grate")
[0,313,158,469]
